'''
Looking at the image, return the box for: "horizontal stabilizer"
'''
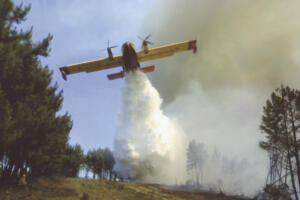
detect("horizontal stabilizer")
[107,65,155,80]
[140,65,155,73]
[107,71,125,80]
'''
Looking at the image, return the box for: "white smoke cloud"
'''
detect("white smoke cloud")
[114,0,300,196]
[143,0,300,103]
[133,0,300,196]
[164,82,268,196]
[113,71,187,183]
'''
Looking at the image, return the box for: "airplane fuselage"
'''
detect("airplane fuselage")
[121,42,140,72]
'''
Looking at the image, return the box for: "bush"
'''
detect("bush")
[261,184,291,200]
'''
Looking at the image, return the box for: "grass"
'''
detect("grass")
[0,177,251,200]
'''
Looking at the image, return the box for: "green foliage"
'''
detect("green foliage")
[260,85,300,199]
[85,148,103,179]
[260,86,300,151]
[103,148,115,173]
[0,0,72,181]
[262,184,291,200]
[57,144,84,177]
[84,147,115,179]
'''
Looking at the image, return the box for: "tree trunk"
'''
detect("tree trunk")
[85,168,89,178]
[283,95,298,200]
[289,108,300,188]
[287,149,298,200]
[201,170,203,185]
[275,155,284,185]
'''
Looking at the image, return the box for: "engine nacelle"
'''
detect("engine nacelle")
[142,40,149,53]
[107,47,113,60]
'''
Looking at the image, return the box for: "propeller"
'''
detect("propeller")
[100,40,118,51]
[138,34,154,46]
[107,40,118,49]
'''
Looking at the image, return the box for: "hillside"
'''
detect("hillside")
[0,178,252,200]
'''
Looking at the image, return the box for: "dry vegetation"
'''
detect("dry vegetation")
[0,178,252,200]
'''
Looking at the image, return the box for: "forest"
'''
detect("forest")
[0,0,115,184]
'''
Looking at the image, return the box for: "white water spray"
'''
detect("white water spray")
[113,71,186,183]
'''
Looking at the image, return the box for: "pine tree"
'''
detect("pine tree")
[84,148,115,179]
[57,144,84,177]
[260,85,300,200]
[103,148,115,180]
[0,0,72,182]
[186,140,206,186]
[85,149,104,179]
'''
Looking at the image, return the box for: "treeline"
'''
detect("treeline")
[53,145,116,180]
[259,85,300,199]
[0,0,116,184]
[84,148,115,179]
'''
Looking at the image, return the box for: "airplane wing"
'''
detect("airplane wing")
[60,55,124,80]
[137,40,197,62]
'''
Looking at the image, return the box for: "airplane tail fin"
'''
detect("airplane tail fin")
[107,65,155,80]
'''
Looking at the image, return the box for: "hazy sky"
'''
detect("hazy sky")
[12,0,158,151]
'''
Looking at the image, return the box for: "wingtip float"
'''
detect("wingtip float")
[59,66,68,80]
[59,38,197,81]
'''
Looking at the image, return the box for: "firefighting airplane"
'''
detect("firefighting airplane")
[59,35,197,80]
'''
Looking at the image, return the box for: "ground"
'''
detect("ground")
[0,178,252,200]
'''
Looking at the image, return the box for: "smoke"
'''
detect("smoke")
[114,0,300,196]
[199,144,266,195]
[162,82,268,195]
[135,0,300,196]
[113,71,186,183]
[143,0,300,103]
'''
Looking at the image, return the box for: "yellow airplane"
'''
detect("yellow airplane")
[59,35,197,80]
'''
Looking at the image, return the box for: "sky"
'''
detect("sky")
[12,0,158,151]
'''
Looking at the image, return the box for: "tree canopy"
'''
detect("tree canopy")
[260,85,300,200]
[84,148,115,180]
[0,0,72,182]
